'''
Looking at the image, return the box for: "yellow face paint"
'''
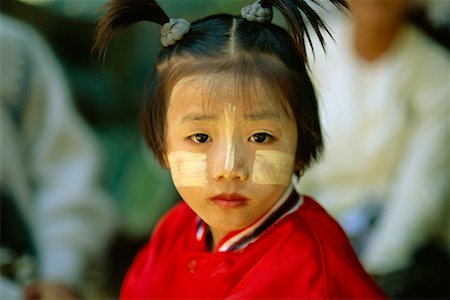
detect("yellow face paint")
[168,151,207,187]
[252,150,294,185]
[224,104,237,172]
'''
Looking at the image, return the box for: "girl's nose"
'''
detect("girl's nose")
[211,140,249,182]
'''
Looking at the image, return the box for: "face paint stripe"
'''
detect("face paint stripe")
[224,105,237,172]
[168,151,207,187]
[252,150,294,185]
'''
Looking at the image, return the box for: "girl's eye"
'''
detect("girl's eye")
[190,134,211,143]
[249,133,272,143]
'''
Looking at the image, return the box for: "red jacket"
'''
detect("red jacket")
[121,191,387,299]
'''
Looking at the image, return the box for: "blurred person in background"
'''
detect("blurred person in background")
[0,13,116,300]
[300,0,449,298]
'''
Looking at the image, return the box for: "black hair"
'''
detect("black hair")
[93,0,348,172]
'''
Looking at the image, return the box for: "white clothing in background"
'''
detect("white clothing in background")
[0,14,116,297]
[301,20,449,275]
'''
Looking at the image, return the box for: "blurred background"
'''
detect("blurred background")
[0,0,448,299]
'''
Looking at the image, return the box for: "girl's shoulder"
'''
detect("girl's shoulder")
[291,195,344,235]
[283,196,387,298]
[239,196,387,299]
[255,195,354,266]
[290,195,357,257]
[152,200,195,239]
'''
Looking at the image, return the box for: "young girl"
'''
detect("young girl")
[95,0,387,298]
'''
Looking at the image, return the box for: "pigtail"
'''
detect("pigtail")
[93,0,169,60]
[262,0,347,62]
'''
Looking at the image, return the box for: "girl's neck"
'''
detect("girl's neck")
[353,21,402,62]
[209,228,228,251]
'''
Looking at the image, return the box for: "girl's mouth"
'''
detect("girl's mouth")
[210,193,249,208]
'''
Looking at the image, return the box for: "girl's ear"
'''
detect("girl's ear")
[294,161,305,177]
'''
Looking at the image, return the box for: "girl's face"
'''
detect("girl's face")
[165,74,298,245]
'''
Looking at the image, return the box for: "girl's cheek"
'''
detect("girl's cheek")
[252,150,294,185]
[168,151,208,187]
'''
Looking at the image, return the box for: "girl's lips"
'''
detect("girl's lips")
[210,193,249,208]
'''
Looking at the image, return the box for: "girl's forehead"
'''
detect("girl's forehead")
[169,74,289,116]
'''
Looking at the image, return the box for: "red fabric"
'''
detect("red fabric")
[121,196,387,299]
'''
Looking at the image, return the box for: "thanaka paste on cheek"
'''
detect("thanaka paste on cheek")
[224,104,237,171]
[168,151,207,187]
[252,150,294,185]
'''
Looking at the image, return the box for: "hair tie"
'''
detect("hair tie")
[241,0,273,23]
[160,18,190,47]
